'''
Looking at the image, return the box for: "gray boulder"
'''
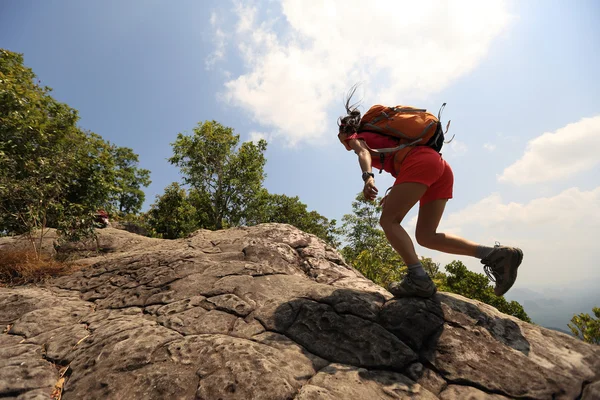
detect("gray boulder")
[0,224,598,399]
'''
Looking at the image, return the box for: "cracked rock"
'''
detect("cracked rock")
[0,223,598,400]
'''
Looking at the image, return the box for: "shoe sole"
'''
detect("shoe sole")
[390,285,437,298]
[495,248,523,296]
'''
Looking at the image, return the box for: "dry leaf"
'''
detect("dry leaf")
[74,334,90,347]
[51,377,65,400]
[59,365,70,378]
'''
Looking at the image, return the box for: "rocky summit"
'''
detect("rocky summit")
[0,224,599,400]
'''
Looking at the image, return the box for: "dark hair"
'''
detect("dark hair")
[337,84,362,135]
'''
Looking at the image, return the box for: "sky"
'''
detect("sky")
[1,0,599,319]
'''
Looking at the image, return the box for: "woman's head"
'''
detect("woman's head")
[337,84,362,136]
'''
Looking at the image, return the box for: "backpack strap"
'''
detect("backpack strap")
[364,138,422,155]
[363,139,421,174]
[437,103,446,121]
[365,138,422,174]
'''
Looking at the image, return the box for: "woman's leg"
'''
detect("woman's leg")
[415,198,523,296]
[415,199,479,257]
[380,182,438,298]
[379,182,429,265]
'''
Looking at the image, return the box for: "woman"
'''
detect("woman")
[338,94,523,298]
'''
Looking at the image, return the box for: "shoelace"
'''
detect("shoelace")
[401,274,414,286]
[483,241,502,283]
[483,265,500,283]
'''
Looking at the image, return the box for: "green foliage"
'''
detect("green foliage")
[351,245,403,287]
[0,49,100,248]
[246,189,340,246]
[166,120,342,243]
[111,212,155,237]
[158,121,341,242]
[420,257,447,288]
[439,261,531,322]
[569,307,600,345]
[60,132,117,218]
[0,49,151,249]
[169,121,267,230]
[147,183,198,239]
[340,193,384,261]
[109,146,151,215]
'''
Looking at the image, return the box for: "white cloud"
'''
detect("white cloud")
[218,0,513,145]
[415,187,600,286]
[249,131,272,144]
[499,115,600,185]
[445,139,468,157]
[483,143,496,151]
[205,12,227,70]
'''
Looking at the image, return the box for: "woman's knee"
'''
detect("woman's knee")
[379,212,400,230]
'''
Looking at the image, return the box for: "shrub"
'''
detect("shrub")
[0,249,76,286]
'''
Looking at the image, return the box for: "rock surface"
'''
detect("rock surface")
[0,224,599,399]
[0,229,59,258]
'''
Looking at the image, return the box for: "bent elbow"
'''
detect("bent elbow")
[356,149,371,158]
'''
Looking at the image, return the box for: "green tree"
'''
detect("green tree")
[169,121,267,230]
[1,49,77,241]
[0,49,150,248]
[246,189,340,246]
[439,261,531,322]
[420,257,447,287]
[568,307,600,345]
[147,183,197,239]
[351,243,404,287]
[109,146,151,215]
[340,193,384,261]
[0,50,111,248]
[55,131,118,241]
[187,188,213,231]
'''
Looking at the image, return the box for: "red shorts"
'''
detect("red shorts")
[394,147,454,205]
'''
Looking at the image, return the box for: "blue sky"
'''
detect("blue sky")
[2,0,599,303]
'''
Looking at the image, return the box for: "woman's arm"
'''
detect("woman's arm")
[347,139,373,174]
[346,139,378,200]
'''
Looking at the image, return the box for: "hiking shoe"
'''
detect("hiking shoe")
[388,274,437,298]
[481,245,523,296]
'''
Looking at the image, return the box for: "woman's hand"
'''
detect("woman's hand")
[363,178,378,201]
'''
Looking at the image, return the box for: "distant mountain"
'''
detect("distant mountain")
[506,282,599,331]
[545,326,573,336]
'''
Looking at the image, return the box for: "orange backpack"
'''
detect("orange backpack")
[359,103,450,176]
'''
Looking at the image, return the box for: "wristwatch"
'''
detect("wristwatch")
[362,172,375,182]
